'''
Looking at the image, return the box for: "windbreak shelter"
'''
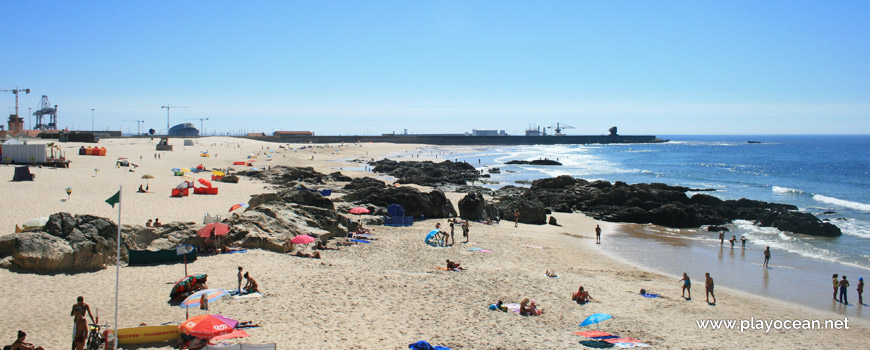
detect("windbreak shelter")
[12,166,33,181]
[384,204,414,226]
[2,140,46,163]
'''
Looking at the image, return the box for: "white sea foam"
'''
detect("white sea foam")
[772,186,804,194]
[813,194,870,212]
[833,218,870,239]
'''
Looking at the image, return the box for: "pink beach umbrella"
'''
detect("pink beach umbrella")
[349,207,370,215]
[290,234,316,245]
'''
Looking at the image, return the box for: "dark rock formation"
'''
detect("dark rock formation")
[248,165,327,185]
[328,171,352,182]
[492,175,841,236]
[2,213,120,272]
[343,177,386,190]
[707,226,730,232]
[505,159,563,166]
[369,159,478,186]
[494,197,547,225]
[458,192,498,221]
[548,216,559,226]
[220,175,240,183]
[343,179,456,218]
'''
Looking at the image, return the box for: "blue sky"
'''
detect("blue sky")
[1,1,868,135]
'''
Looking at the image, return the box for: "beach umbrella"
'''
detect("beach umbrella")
[170,274,208,297]
[425,229,439,243]
[210,329,249,342]
[228,203,248,212]
[179,314,238,338]
[22,217,49,230]
[290,234,316,245]
[349,207,370,215]
[197,223,230,238]
[179,289,228,309]
[579,313,613,328]
[197,178,212,188]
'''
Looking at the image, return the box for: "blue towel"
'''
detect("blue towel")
[350,239,371,244]
[409,340,451,350]
[642,293,660,298]
[589,335,619,340]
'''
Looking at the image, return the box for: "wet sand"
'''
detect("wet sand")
[602,223,870,320]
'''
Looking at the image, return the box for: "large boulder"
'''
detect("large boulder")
[343,177,386,190]
[458,192,496,221]
[344,185,456,218]
[4,213,119,272]
[249,166,328,186]
[494,197,547,225]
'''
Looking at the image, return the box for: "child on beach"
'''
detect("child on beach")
[741,236,746,249]
[763,247,771,268]
[679,273,691,300]
[237,266,244,293]
[519,298,543,315]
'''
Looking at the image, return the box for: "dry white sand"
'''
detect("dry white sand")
[0,137,866,349]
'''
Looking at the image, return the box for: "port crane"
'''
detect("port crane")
[547,122,575,136]
[33,95,58,130]
[161,105,188,130]
[186,117,209,136]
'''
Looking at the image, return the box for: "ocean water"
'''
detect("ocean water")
[438,135,870,317]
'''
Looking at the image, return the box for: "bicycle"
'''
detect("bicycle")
[86,323,109,350]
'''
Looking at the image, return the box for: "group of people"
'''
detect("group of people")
[832,274,863,305]
[677,272,717,304]
[145,218,162,227]
[431,220,470,247]
[718,232,748,249]
[238,267,259,294]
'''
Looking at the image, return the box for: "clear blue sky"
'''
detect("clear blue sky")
[2,1,868,135]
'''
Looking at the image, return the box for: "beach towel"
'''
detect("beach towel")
[546,274,559,278]
[604,338,642,344]
[641,294,660,298]
[222,249,248,254]
[350,239,371,244]
[434,267,462,271]
[468,247,493,253]
[523,244,543,249]
[408,340,451,350]
[503,303,522,314]
[210,329,250,342]
[231,292,262,300]
[578,340,615,349]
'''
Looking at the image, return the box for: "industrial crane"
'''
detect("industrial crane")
[33,95,58,130]
[1,87,30,119]
[547,122,575,136]
[186,117,209,136]
[161,105,188,130]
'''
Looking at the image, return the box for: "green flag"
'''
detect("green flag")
[105,190,120,208]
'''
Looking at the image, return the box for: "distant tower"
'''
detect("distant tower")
[609,126,618,136]
[7,115,24,132]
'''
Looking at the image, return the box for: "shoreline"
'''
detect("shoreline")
[0,138,866,349]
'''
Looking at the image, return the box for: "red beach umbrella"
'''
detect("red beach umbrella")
[290,234,316,245]
[197,223,230,238]
[179,314,238,338]
[349,207,370,215]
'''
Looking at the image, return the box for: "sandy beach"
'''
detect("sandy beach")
[0,137,867,349]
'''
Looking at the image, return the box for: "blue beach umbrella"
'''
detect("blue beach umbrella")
[579,313,612,327]
[425,229,439,243]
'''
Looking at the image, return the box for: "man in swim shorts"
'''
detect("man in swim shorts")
[705,273,716,304]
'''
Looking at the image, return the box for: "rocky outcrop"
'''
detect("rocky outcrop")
[370,159,478,186]
[343,179,456,218]
[492,175,841,236]
[248,165,328,185]
[505,159,562,166]
[458,192,498,221]
[493,197,548,225]
[328,171,352,182]
[3,213,119,272]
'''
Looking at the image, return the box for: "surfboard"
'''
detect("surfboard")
[115,325,181,344]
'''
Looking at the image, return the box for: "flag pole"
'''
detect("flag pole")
[113,185,122,350]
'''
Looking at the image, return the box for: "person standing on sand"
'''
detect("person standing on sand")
[705,273,716,304]
[448,221,455,246]
[763,247,771,268]
[514,210,520,228]
[462,220,470,243]
[858,277,864,305]
[237,266,244,293]
[679,273,691,300]
[833,274,840,301]
[729,236,736,248]
[839,276,850,304]
[595,225,602,244]
[719,232,724,245]
[741,236,746,249]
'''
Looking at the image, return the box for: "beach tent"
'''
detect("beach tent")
[384,204,414,226]
[116,159,130,167]
[12,166,33,181]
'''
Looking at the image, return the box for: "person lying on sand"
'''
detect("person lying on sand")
[293,251,321,259]
[446,259,465,270]
[489,300,508,312]
[572,286,593,304]
[545,269,557,277]
[314,240,339,250]
[10,331,45,350]
[236,321,261,328]
[519,298,543,316]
